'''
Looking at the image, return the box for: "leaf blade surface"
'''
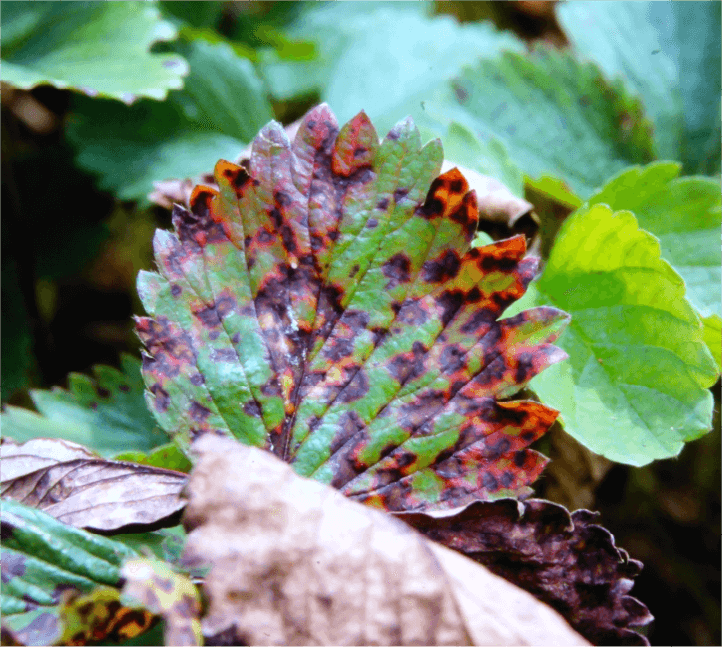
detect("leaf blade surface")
[137,106,569,511]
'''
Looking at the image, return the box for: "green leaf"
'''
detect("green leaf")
[524,175,583,211]
[587,162,722,320]
[433,48,656,199]
[136,105,569,512]
[505,203,717,466]
[702,314,722,371]
[159,1,224,29]
[558,1,721,175]
[0,500,145,646]
[1,355,166,456]
[67,38,273,202]
[257,2,522,127]
[114,442,192,472]
[442,122,524,198]
[585,161,722,369]
[0,1,187,104]
[110,526,186,566]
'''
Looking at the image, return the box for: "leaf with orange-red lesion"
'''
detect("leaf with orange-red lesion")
[136,103,570,511]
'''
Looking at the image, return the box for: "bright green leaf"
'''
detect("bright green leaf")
[558,1,721,175]
[114,443,192,473]
[473,231,496,248]
[701,314,722,370]
[67,38,273,202]
[1,355,166,456]
[432,49,656,198]
[0,1,187,104]
[586,162,722,321]
[525,175,583,211]
[505,203,717,465]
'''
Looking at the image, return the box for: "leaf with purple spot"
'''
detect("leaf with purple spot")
[136,104,570,512]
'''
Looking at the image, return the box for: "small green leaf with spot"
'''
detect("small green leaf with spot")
[1,355,166,456]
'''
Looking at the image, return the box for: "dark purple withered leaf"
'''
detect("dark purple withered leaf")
[399,498,653,645]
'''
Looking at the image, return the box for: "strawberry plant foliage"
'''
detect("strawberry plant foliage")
[136,104,569,512]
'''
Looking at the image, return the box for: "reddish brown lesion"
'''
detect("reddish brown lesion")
[415,167,469,222]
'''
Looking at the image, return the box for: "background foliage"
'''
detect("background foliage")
[2,2,719,645]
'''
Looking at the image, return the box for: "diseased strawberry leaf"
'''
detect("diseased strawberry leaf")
[0,500,155,646]
[400,499,653,646]
[136,105,569,512]
[120,558,202,646]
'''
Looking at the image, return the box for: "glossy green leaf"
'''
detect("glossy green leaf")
[136,105,569,512]
[0,1,187,104]
[587,162,722,319]
[0,500,144,646]
[257,2,522,127]
[67,38,273,201]
[431,48,656,198]
[505,203,717,465]
[1,355,166,456]
[558,0,721,175]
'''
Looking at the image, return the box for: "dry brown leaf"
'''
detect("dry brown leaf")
[181,435,588,646]
[0,437,99,481]
[1,437,187,531]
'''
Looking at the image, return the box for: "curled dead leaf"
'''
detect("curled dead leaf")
[1,437,187,532]
[181,435,587,646]
[440,160,533,228]
[400,499,653,646]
